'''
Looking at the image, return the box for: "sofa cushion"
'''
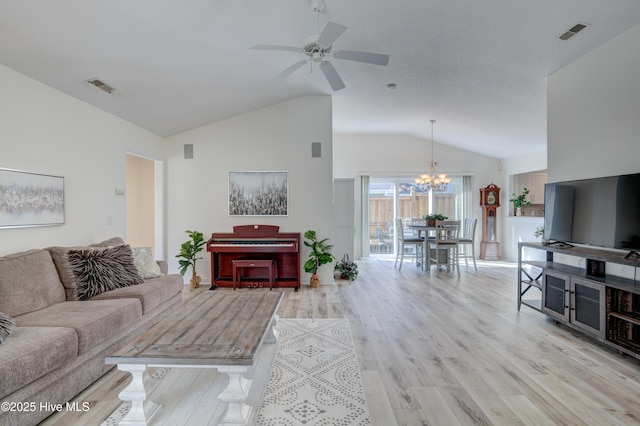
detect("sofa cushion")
[0,326,78,399]
[0,312,15,344]
[89,236,126,247]
[46,237,126,300]
[0,250,66,317]
[66,244,144,300]
[132,247,163,279]
[14,299,142,354]
[91,274,183,314]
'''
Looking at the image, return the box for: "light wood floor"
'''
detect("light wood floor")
[42,257,640,425]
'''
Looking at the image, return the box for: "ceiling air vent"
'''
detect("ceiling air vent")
[559,23,588,41]
[86,78,115,94]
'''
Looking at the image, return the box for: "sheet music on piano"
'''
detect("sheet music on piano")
[207,225,300,291]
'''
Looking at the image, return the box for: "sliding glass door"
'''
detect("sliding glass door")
[366,176,465,257]
[368,181,394,255]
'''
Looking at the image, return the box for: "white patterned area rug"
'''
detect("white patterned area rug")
[255,318,372,426]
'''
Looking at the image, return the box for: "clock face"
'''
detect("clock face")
[487,191,496,205]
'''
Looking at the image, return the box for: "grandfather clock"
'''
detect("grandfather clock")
[480,183,501,260]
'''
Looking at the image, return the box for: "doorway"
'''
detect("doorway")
[126,153,164,258]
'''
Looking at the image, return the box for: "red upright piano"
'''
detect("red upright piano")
[206,225,300,291]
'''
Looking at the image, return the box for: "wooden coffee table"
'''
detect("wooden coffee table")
[106,289,283,426]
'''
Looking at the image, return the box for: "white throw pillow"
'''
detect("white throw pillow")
[132,247,163,279]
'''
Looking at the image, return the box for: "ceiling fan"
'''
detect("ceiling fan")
[250,0,389,91]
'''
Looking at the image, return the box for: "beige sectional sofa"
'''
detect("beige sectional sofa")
[0,239,184,426]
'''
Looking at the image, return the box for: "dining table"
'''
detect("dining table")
[407,224,436,268]
[407,223,451,269]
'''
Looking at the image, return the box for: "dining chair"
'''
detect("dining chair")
[427,220,460,275]
[376,227,392,254]
[394,218,426,271]
[409,217,426,238]
[459,218,478,271]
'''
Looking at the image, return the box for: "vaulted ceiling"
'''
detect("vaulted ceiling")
[1,0,640,159]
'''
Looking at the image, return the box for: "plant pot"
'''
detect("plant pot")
[427,219,436,227]
[190,274,201,289]
[516,207,522,216]
[310,273,320,288]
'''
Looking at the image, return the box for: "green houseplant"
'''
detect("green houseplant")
[423,213,449,226]
[335,254,359,281]
[534,225,545,241]
[303,230,335,288]
[509,188,531,215]
[176,230,206,288]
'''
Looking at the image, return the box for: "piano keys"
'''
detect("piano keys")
[207,225,300,291]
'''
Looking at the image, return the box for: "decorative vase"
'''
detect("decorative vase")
[516,207,522,216]
[310,273,320,288]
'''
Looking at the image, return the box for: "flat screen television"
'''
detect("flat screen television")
[544,172,640,255]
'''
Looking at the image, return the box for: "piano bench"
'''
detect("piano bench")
[232,259,276,290]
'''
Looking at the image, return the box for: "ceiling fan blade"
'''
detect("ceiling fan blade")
[317,22,347,47]
[250,44,301,53]
[319,61,345,91]
[274,60,308,81]
[334,50,390,66]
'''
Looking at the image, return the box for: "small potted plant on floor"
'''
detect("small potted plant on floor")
[335,254,359,281]
[510,188,531,216]
[423,213,448,227]
[303,230,335,288]
[176,230,206,288]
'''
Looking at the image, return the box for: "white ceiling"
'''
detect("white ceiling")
[2,1,640,159]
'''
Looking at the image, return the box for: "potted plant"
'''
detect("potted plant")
[534,225,545,241]
[334,254,359,281]
[509,188,531,216]
[303,230,335,288]
[176,229,206,288]
[423,213,449,227]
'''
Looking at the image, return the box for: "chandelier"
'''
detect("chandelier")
[415,119,450,192]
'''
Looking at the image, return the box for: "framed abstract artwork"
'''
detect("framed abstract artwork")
[0,168,65,228]
[228,171,288,216]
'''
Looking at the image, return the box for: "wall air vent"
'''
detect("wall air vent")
[559,23,588,41]
[86,78,115,94]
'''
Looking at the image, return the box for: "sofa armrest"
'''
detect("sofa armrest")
[156,260,168,275]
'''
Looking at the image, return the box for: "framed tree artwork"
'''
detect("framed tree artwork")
[228,171,288,216]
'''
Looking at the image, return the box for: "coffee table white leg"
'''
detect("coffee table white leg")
[217,366,252,426]
[117,364,161,426]
[264,314,279,344]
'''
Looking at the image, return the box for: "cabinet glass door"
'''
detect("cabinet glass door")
[542,271,569,321]
[571,278,605,338]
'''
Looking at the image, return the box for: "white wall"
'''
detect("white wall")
[0,65,165,255]
[544,22,640,278]
[334,133,501,180]
[165,96,334,285]
[548,22,640,183]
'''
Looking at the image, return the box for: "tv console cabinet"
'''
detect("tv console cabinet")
[518,242,640,360]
